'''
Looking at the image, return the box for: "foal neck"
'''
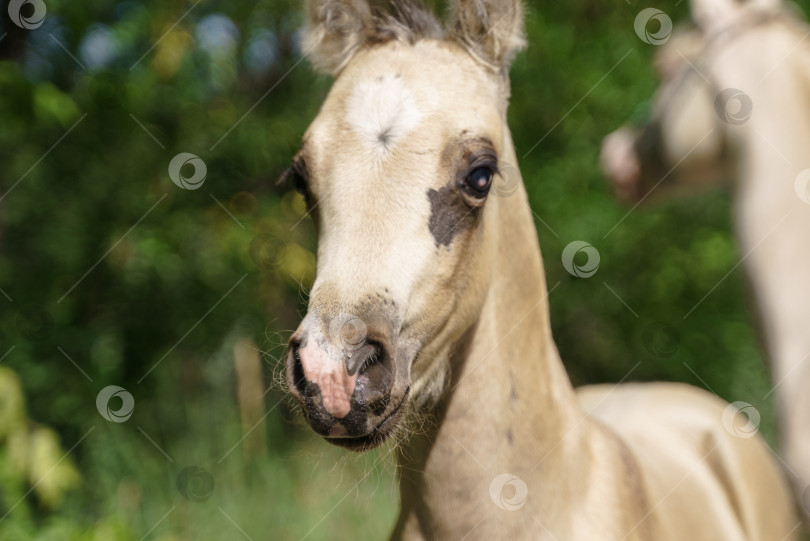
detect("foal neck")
[394,142,589,538]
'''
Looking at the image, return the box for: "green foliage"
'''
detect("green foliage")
[1,0,808,538]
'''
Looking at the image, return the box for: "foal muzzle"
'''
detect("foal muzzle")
[286,306,409,450]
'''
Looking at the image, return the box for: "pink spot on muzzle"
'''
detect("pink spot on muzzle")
[299,341,358,418]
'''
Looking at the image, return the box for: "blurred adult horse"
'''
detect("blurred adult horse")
[284,0,799,538]
[601,0,810,521]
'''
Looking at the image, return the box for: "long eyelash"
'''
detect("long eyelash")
[471,157,499,176]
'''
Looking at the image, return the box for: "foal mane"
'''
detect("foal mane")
[303,0,444,75]
[303,0,526,76]
[367,0,445,44]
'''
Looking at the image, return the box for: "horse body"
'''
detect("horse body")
[734,35,810,489]
[580,383,794,541]
[602,0,810,513]
[286,1,798,538]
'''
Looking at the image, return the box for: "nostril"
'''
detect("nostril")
[347,341,381,376]
[360,347,380,375]
[354,339,394,407]
[290,342,307,397]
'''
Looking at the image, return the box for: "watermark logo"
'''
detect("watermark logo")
[8,0,47,30]
[794,169,810,204]
[168,152,207,190]
[634,8,672,46]
[329,313,367,352]
[177,466,215,502]
[721,401,760,439]
[96,385,135,423]
[15,305,55,339]
[249,233,285,270]
[493,161,520,198]
[489,473,528,511]
[324,3,362,36]
[714,88,753,125]
[641,321,680,358]
[562,241,600,278]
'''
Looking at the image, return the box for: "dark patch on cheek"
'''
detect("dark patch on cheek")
[427,184,477,248]
[506,429,514,445]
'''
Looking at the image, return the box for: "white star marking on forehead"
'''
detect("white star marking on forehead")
[345,73,424,154]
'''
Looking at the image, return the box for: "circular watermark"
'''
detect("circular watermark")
[324,3,362,36]
[328,313,367,352]
[230,191,258,215]
[8,0,47,30]
[561,241,600,278]
[714,88,753,126]
[634,8,673,46]
[794,169,810,204]
[14,305,55,339]
[248,233,285,270]
[721,401,760,439]
[177,465,215,502]
[96,385,135,423]
[168,152,207,190]
[493,161,520,198]
[641,321,680,358]
[489,473,528,511]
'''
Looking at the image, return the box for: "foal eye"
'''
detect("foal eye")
[465,167,493,197]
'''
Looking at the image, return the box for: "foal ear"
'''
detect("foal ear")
[447,0,526,71]
[302,0,373,75]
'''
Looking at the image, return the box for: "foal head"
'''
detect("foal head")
[285,0,525,450]
[601,0,800,201]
